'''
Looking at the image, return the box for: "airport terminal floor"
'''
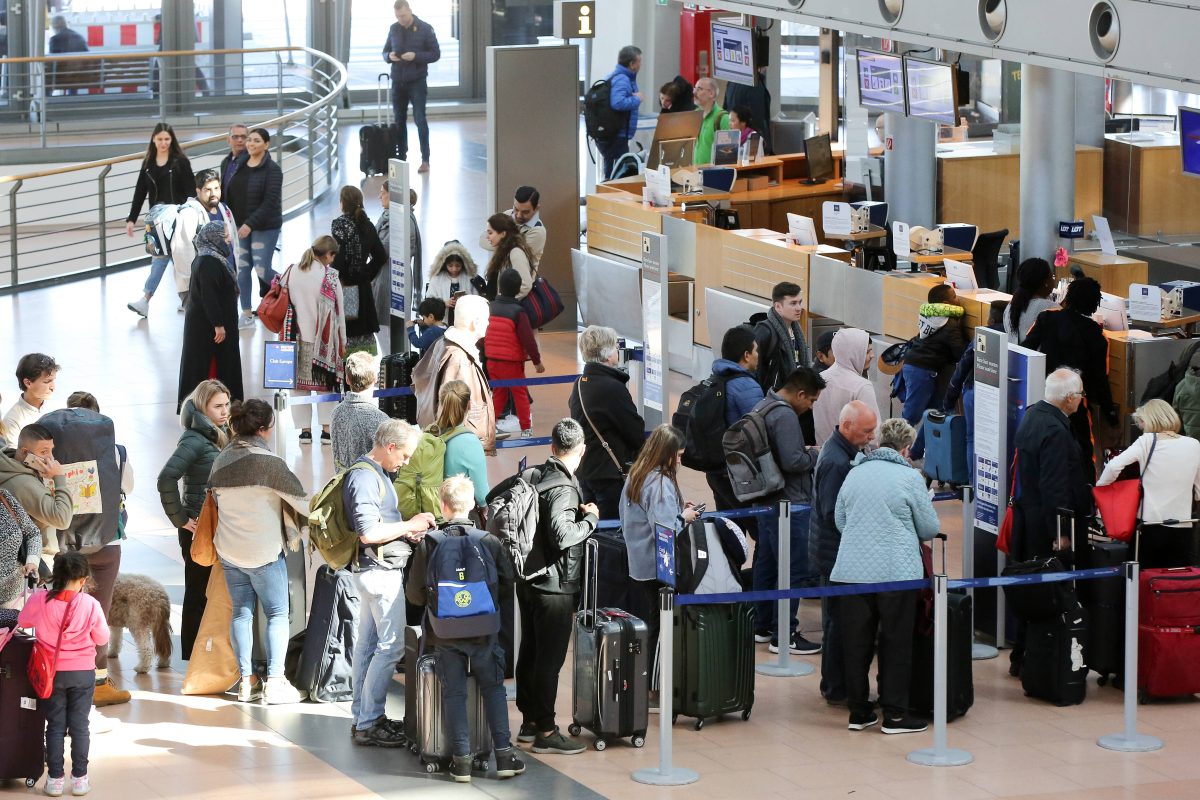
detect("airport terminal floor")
[4,118,1200,800]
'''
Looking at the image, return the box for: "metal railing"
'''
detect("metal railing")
[0,47,347,290]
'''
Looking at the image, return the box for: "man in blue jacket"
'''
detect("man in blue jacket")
[599,45,643,180]
[708,325,764,511]
[383,0,441,173]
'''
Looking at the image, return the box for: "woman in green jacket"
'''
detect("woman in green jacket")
[157,379,231,659]
[427,380,489,508]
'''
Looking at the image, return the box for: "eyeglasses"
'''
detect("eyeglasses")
[1069,390,1087,398]
[230,134,247,140]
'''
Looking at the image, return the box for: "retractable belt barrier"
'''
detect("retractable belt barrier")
[287,373,582,406]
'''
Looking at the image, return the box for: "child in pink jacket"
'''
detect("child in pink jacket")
[18,552,109,798]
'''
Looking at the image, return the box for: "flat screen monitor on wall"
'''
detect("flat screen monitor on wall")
[905,57,960,126]
[803,134,835,185]
[856,49,906,115]
[1179,107,1200,176]
[710,21,755,87]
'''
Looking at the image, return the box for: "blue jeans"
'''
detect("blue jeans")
[434,638,511,757]
[237,228,281,311]
[44,669,93,779]
[963,387,976,486]
[392,79,430,163]
[144,254,172,296]
[222,555,290,678]
[350,567,407,728]
[819,577,845,700]
[596,137,630,182]
[751,509,812,638]
[901,364,939,460]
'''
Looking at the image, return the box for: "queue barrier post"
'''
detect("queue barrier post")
[961,486,998,661]
[755,501,813,678]
[632,588,699,787]
[273,390,288,456]
[506,596,520,702]
[1097,561,1163,753]
[908,571,974,767]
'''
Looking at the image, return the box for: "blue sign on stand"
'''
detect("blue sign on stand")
[1058,220,1085,238]
[655,524,675,587]
[263,341,297,390]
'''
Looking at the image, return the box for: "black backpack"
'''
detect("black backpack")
[672,375,730,472]
[584,79,629,142]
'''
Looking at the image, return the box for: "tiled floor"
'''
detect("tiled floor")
[3,116,1199,799]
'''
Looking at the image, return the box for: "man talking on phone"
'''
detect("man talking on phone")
[0,423,73,562]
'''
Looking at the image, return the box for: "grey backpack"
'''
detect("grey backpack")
[722,400,788,502]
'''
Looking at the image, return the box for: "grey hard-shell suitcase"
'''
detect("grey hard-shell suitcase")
[568,538,650,751]
[402,626,490,774]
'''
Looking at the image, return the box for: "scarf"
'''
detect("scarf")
[312,267,347,383]
[917,303,965,339]
[209,437,309,552]
[332,214,365,281]
[195,221,231,270]
[766,308,809,373]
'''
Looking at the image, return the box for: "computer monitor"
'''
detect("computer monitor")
[904,57,960,126]
[710,21,755,87]
[1096,292,1128,332]
[856,49,906,115]
[803,134,835,185]
[646,110,702,170]
[1135,114,1176,134]
[1105,117,1136,134]
[786,213,818,246]
[1180,106,1200,177]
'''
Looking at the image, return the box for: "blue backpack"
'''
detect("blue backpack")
[424,526,500,639]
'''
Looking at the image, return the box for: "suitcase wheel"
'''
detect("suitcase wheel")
[26,779,36,788]
[671,714,678,725]
[742,708,752,721]
[423,761,438,774]
[593,738,607,751]
[631,734,645,748]
[567,723,581,736]
[693,719,705,731]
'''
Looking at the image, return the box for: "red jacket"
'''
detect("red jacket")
[485,297,540,364]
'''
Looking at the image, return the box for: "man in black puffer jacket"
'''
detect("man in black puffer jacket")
[516,419,598,756]
[810,400,878,706]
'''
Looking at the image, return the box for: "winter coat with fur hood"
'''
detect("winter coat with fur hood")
[425,240,481,304]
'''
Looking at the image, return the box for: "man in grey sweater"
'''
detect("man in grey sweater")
[330,352,389,470]
[346,419,435,747]
[749,366,825,655]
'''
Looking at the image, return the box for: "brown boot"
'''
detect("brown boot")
[93,677,131,707]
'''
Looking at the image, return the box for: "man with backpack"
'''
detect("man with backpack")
[345,419,436,747]
[591,45,643,181]
[404,476,524,783]
[743,367,825,654]
[514,419,598,755]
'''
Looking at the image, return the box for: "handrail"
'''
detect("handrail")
[0,46,320,65]
[0,47,346,185]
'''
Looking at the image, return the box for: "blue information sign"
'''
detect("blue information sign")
[263,341,297,390]
[655,524,675,587]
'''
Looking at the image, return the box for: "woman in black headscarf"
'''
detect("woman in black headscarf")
[178,222,244,412]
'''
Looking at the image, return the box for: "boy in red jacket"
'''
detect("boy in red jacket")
[485,269,544,439]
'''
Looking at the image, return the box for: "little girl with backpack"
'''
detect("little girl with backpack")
[18,552,110,797]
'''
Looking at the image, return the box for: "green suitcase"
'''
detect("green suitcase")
[671,602,755,730]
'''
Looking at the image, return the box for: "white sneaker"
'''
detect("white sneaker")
[44,777,64,797]
[520,429,533,439]
[127,296,149,317]
[496,414,520,434]
[237,314,256,330]
[70,775,90,796]
[263,677,303,705]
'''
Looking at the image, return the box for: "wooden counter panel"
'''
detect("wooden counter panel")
[692,224,727,348]
[586,195,663,261]
[1130,146,1200,236]
[1060,252,1148,297]
[722,236,810,301]
[937,146,1102,239]
[882,274,940,340]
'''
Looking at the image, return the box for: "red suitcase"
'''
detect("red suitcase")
[1138,567,1200,699]
[0,630,47,787]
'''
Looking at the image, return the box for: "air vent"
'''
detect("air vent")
[1089,2,1120,62]
[978,0,1006,41]
[878,0,903,25]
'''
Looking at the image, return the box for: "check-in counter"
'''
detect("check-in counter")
[1104,332,1196,440]
[1059,251,1148,297]
[937,142,1103,239]
[1103,134,1200,237]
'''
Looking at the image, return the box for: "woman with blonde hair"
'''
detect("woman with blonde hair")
[157,378,232,659]
[620,424,700,649]
[332,185,388,355]
[428,380,489,507]
[284,235,347,445]
[1098,399,1200,568]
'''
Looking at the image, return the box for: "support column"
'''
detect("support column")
[884,113,937,228]
[1019,65,1076,261]
[1074,74,1106,148]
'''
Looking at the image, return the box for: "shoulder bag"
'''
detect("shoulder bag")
[191,490,219,567]
[29,594,78,699]
[996,452,1018,555]
[1092,434,1156,543]
[257,264,293,334]
[520,267,565,329]
[575,377,626,478]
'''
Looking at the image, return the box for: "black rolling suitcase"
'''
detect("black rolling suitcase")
[285,566,359,702]
[1022,604,1089,706]
[569,538,650,751]
[359,74,392,176]
[672,602,755,730]
[1079,534,1127,686]
[0,629,45,787]
[592,528,632,613]
[401,627,491,774]
[380,351,420,423]
[910,535,974,721]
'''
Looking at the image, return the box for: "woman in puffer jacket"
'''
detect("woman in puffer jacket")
[425,240,481,326]
[157,379,230,660]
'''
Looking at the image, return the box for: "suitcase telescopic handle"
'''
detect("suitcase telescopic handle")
[935,532,948,574]
[377,73,390,127]
[583,537,599,629]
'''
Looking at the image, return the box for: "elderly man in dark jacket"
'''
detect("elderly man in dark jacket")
[568,326,644,520]
[516,419,598,756]
[382,0,441,171]
[810,400,878,705]
[1008,367,1093,674]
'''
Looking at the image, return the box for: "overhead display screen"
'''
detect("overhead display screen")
[857,49,906,115]
[905,57,960,126]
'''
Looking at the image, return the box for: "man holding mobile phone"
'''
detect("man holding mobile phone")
[0,423,73,561]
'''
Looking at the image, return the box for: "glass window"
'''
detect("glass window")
[348,0,461,91]
[780,21,819,105]
[241,0,307,52]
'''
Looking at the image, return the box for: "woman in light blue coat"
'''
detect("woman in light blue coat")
[832,418,939,735]
[620,425,700,654]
